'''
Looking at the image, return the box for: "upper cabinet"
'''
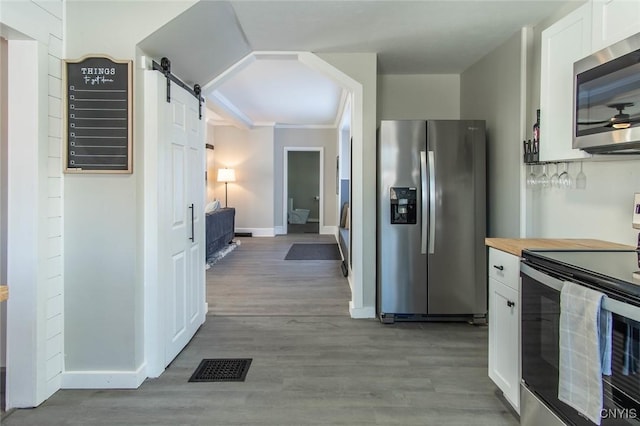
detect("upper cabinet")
[539,1,640,163]
[540,3,592,162]
[591,0,640,51]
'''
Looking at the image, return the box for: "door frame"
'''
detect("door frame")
[282,146,324,235]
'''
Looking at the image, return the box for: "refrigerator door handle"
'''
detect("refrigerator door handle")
[420,151,427,254]
[428,150,436,254]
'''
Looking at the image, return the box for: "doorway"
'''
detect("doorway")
[283,147,323,235]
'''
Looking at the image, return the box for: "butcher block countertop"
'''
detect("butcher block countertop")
[485,238,635,257]
[0,285,7,302]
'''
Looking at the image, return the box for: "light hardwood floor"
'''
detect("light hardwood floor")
[207,234,350,316]
[2,234,517,426]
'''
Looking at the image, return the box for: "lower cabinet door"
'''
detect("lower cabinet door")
[488,277,520,412]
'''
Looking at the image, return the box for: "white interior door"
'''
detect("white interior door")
[164,80,205,365]
[145,72,206,368]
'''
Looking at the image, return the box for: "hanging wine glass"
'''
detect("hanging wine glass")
[527,164,536,187]
[576,161,587,190]
[558,162,572,189]
[539,163,550,188]
[550,163,560,188]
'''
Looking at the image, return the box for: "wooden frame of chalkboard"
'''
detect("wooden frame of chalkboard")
[63,55,132,173]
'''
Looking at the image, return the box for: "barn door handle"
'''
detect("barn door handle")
[189,204,194,242]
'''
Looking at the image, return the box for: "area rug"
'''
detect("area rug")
[206,240,240,269]
[284,243,342,260]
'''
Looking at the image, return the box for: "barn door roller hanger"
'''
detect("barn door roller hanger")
[151,57,203,119]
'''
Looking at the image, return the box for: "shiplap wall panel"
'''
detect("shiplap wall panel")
[48,178,61,198]
[5,0,65,405]
[47,237,61,258]
[48,75,61,99]
[48,54,61,79]
[46,255,62,280]
[45,334,62,361]
[45,295,62,320]
[44,2,64,399]
[36,0,64,399]
[34,0,63,20]
[48,98,61,119]
[47,116,61,139]
[47,276,63,300]
[48,34,62,55]
[47,217,62,237]
[45,353,62,381]
[47,194,62,213]
[48,137,61,158]
[47,158,59,178]
[46,314,62,340]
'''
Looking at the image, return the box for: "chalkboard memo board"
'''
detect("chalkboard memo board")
[63,55,132,173]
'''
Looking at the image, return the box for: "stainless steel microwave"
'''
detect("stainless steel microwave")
[573,32,640,154]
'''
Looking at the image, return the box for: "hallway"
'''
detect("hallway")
[207,234,349,316]
[2,235,517,426]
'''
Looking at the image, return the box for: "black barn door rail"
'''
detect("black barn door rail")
[151,57,203,119]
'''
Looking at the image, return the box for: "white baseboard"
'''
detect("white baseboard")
[61,362,147,389]
[321,225,338,235]
[274,225,336,236]
[349,302,376,319]
[235,227,275,237]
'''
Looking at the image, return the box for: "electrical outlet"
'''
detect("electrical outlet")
[633,193,640,229]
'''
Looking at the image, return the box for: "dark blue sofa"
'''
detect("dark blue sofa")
[205,207,235,261]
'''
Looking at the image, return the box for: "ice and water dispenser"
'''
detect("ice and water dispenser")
[390,187,417,224]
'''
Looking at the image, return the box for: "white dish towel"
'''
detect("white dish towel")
[558,281,612,426]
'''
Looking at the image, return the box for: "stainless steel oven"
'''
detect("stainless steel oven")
[521,250,640,426]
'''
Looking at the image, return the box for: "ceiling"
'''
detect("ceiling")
[139,0,577,127]
[207,53,347,128]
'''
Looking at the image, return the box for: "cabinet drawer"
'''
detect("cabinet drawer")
[488,248,520,290]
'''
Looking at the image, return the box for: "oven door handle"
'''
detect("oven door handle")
[521,264,563,291]
[521,263,640,322]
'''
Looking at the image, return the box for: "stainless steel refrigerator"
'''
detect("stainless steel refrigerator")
[377,120,487,323]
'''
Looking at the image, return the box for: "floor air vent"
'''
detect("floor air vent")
[189,358,252,382]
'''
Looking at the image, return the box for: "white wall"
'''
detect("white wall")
[529,160,640,245]
[1,0,65,407]
[525,3,640,246]
[274,127,338,232]
[378,74,460,120]
[317,53,377,317]
[212,125,275,236]
[63,0,194,382]
[461,30,526,238]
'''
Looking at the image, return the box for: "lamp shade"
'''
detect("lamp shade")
[217,168,236,183]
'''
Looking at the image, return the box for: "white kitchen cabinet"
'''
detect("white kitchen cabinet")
[592,0,640,52]
[488,248,520,413]
[540,3,592,162]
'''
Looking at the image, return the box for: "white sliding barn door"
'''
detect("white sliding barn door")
[144,71,205,375]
